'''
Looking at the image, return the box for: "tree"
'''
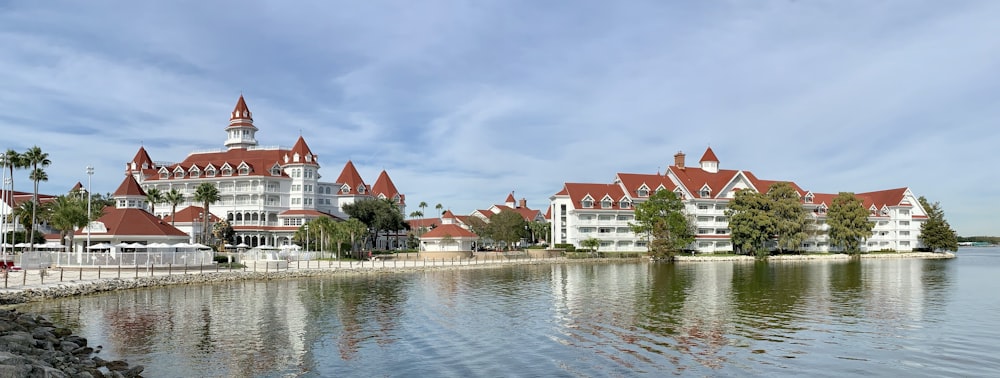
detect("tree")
[580,237,601,256]
[145,187,164,215]
[767,182,814,253]
[527,220,549,245]
[212,219,235,251]
[27,167,48,239]
[726,189,773,258]
[164,189,185,226]
[2,149,25,195]
[11,200,44,244]
[918,196,958,252]
[435,203,443,216]
[465,216,491,248]
[193,183,221,244]
[409,211,423,219]
[47,195,88,252]
[343,199,404,251]
[630,190,693,260]
[488,210,528,250]
[825,192,874,255]
[341,218,368,258]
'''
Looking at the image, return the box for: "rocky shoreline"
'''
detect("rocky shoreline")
[0,309,144,377]
[675,251,957,262]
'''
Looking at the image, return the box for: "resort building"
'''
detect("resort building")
[549,147,928,253]
[123,95,406,248]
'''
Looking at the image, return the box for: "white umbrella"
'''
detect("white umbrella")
[281,244,301,250]
[0,243,12,248]
[190,243,212,250]
[14,242,32,248]
[87,243,112,250]
[255,244,277,250]
[224,243,234,248]
[114,242,130,248]
[127,242,147,249]
[235,243,249,248]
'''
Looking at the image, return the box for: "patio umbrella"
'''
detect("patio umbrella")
[87,243,113,250]
[235,243,249,248]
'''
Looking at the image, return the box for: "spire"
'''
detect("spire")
[285,136,318,165]
[699,147,719,173]
[372,170,401,204]
[127,146,155,172]
[225,94,259,150]
[112,174,148,209]
[335,160,367,195]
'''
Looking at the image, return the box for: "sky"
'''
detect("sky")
[1,1,998,236]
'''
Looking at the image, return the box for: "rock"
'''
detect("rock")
[124,365,144,378]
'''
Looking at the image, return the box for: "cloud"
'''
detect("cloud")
[1,1,999,235]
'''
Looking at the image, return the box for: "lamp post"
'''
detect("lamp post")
[304,223,310,253]
[86,165,94,252]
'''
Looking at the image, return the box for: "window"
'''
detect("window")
[292,198,301,205]
[700,189,711,197]
[582,200,593,208]
[579,227,595,233]
[900,209,910,215]
[270,166,281,176]
[900,231,910,236]
[190,168,200,178]
[173,169,184,178]
[305,198,313,205]
[601,199,612,208]
[598,227,613,234]
[698,204,709,210]
[598,215,614,221]
[637,188,649,197]
[699,242,712,248]
[305,185,313,192]
[901,241,910,246]
[357,185,366,194]
[617,227,630,233]
[600,241,613,247]
[291,185,301,191]
[804,194,814,203]
[697,216,712,222]
[159,171,169,179]
[715,204,727,210]
[899,221,910,226]
[238,166,249,175]
[616,215,632,221]
[715,216,726,222]
[698,229,711,234]
[222,167,233,176]
[619,200,630,209]
[341,185,349,194]
[206,167,216,177]
[715,229,729,234]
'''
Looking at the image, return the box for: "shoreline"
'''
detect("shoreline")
[1,252,956,306]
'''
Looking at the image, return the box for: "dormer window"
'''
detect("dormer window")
[341,185,350,194]
[222,167,233,176]
[582,200,593,208]
[173,167,184,179]
[881,207,889,216]
[804,194,814,203]
[270,165,281,176]
[637,188,649,197]
[189,167,200,178]
[601,197,612,208]
[619,200,631,209]
[159,169,169,179]
[674,188,686,200]
[699,186,711,198]
[358,185,366,194]
[206,167,216,177]
[239,167,249,176]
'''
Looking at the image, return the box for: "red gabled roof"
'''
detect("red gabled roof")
[1,190,53,207]
[162,206,221,223]
[128,146,156,173]
[371,170,402,203]
[422,223,477,238]
[544,206,551,220]
[616,173,677,197]
[287,136,318,166]
[560,183,628,210]
[699,147,719,163]
[113,174,147,197]
[70,182,83,193]
[505,192,516,203]
[278,209,340,219]
[335,160,368,194]
[668,166,742,199]
[856,187,909,210]
[75,207,188,237]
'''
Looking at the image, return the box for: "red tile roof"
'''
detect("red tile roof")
[75,208,188,237]
[668,166,743,199]
[407,218,440,229]
[505,192,516,203]
[699,147,719,163]
[128,146,155,172]
[371,170,403,204]
[228,95,254,128]
[559,183,628,210]
[113,174,147,197]
[422,223,477,238]
[278,209,340,219]
[288,136,318,166]
[335,160,368,194]
[615,173,677,197]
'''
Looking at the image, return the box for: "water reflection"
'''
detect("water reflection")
[14,255,969,377]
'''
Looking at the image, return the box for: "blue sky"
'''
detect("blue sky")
[1,1,998,235]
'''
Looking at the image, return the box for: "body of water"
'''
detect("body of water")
[15,248,1000,377]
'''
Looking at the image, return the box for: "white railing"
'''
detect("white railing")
[45,251,215,267]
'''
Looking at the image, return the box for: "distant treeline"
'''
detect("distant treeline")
[958,236,1000,244]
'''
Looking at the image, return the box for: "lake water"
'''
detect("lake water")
[15,248,1000,377]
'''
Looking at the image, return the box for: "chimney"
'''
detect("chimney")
[519,198,527,208]
[673,151,686,169]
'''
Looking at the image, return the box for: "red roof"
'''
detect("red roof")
[422,224,477,238]
[699,147,719,163]
[113,174,147,197]
[278,209,340,219]
[75,207,188,237]
[668,166,743,199]
[371,170,402,203]
[559,183,629,210]
[856,187,910,210]
[335,160,368,195]
[288,136,318,166]
[128,146,155,173]
[162,206,220,223]
[616,173,677,197]
[505,192,516,203]
[407,218,440,229]
[228,95,254,128]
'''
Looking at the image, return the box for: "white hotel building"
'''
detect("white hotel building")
[549,147,928,254]
[124,95,406,248]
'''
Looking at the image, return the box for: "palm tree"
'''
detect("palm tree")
[164,189,185,226]
[27,167,48,240]
[11,201,37,244]
[193,183,221,244]
[145,187,164,215]
[409,211,423,219]
[47,195,88,252]
[435,203,443,216]
[418,201,428,220]
[3,149,25,194]
[23,146,50,243]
